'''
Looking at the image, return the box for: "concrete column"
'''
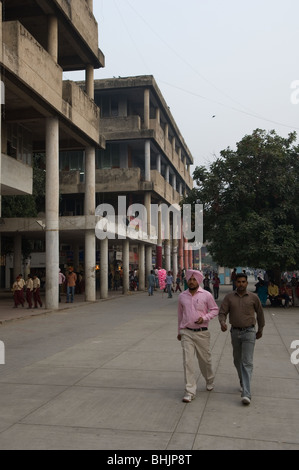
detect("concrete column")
[165,165,170,183]
[145,140,151,182]
[45,117,59,310]
[155,107,160,124]
[138,244,145,290]
[179,182,183,196]
[156,154,161,173]
[165,240,171,272]
[122,239,130,294]
[172,240,178,281]
[13,234,22,279]
[86,64,94,99]
[156,205,162,268]
[84,146,96,302]
[100,237,108,299]
[184,239,189,270]
[172,173,177,191]
[144,89,150,129]
[47,16,58,62]
[178,219,184,271]
[144,192,151,240]
[188,248,193,269]
[164,124,168,150]
[145,245,152,284]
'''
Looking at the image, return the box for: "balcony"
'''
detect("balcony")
[1,154,33,196]
[3,21,63,109]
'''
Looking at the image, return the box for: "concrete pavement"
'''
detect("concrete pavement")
[0,279,298,450]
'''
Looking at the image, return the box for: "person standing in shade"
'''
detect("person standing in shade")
[230,268,237,290]
[147,270,155,296]
[12,275,25,308]
[166,271,173,298]
[212,272,220,300]
[33,274,43,308]
[177,269,219,403]
[25,274,34,309]
[219,272,265,406]
[59,268,66,303]
[66,267,77,303]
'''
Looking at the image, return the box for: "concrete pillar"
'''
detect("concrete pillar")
[48,16,58,62]
[184,239,189,270]
[86,64,94,99]
[172,240,178,281]
[145,140,151,182]
[145,245,152,284]
[84,146,96,302]
[156,206,162,268]
[144,192,151,240]
[178,219,184,271]
[138,244,145,290]
[155,107,160,124]
[165,165,170,184]
[188,248,193,269]
[165,240,171,272]
[144,89,150,129]
[164,124,168,150]
[179,182,183,196]
[100,237,108,299]
[122,239,130,294]
[172,173,176,192]
[45,117,59,309]
[156,154,161,173]
[13,234,22,279]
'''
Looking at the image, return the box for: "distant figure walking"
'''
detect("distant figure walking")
[33,274,43,308]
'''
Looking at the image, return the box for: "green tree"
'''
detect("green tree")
[184,129,299,279]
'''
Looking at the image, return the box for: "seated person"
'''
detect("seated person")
[279,282,292,308]
[268,281,280,306]
[256,279,268,307]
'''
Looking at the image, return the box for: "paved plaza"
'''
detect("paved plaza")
[0,279,298,450]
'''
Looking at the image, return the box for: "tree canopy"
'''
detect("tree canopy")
[184,129,299,273]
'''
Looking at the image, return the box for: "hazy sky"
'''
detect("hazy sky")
[67,0,299,169]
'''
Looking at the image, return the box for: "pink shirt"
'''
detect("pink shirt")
[178,287,219,333]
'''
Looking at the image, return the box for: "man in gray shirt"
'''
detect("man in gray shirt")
[219,272,265,405]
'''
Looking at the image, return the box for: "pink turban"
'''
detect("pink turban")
[185,269,204,285]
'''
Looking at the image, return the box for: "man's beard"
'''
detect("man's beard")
[188,285,198,291]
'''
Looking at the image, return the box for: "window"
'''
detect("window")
[7,124,32,165]
[96,144,120,169]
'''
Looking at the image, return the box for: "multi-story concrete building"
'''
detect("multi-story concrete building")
[0,4,194,309]
[0,0,105,308]
[60,75,194,283]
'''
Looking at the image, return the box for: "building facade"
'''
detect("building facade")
[0,0,105,308]
[0,3,195,309]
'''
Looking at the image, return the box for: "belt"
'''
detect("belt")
[186,327,208,332]
[232,325,254,331]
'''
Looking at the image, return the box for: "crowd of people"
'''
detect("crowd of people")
[253,270,299,308]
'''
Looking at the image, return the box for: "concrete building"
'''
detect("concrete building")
[0,4,194,309]
[0,0,105,308]
[60,75,194,286]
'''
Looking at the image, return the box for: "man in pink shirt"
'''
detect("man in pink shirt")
[177,269,219,403]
